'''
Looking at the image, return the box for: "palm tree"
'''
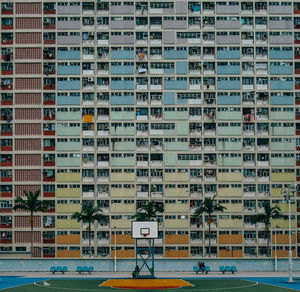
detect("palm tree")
[134,200,164,221]
[13,190,48,257]
[251,201,287,257]
[193,196,226,257]
[72,203,105,258]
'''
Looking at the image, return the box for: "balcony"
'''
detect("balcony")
[164,50,187,59]
[216,20,240,29]
[111,80,134,90]
[216,35,240,44]
[111,50,134,60]
[217,50,240,59]
[216,5,239,14]
[111,20,134,29]
[269,35,293,45]
[111,65,134,75]
[57,20,80,30]
[57,5,80,15]
[218,95,240,105]
[271,141,294,151]
[57,95,80,105]
[57,80,80,90]
[217,80,240,90]
[269,20,293,29]
[270,50,293,59]
[270,80,293,90]
[217,126,242,136]
[164,79,187,90]
[163,20,187,29]
[57,66,80,75]
[271,157,295,167]
[111,5,134,14]
[269,5,293,14]
[57,35,80,45]
[270,96,294,105]
[57,50,80,60]
[217,65,240,75]
[111,35,134,45]
[270,65,293,75]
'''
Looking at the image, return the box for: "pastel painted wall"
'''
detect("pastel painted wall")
[0,258,300,272]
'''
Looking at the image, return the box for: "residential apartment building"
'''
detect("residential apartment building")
[0,0,299,259]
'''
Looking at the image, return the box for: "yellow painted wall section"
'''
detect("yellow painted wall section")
[56,204,81,213]
[165,173,189,182]
[110,219,132,228]
[56,173,81,182]
[218,188,242,197]
[217,173,242,182]
[272,219,296,228]
[165,203,189,213]
[272,234,296,244]
[165,219,189,229]
[57,219,81,229]
[110,203,135,213]
[165,250,189,258]
[56,188,81,198]
[111,234,135,245]
[110,188,135,197]
[271,172,295,182]
[165,234,189,244]
[110,173,135,182]
[272,203,296,213]
[165,188,189,197]
[222,204,242,213]
[219,249,243,258]
[272,249,296,258]
[219,219,243,228]
[57,234,80,244]
[110,250,135,258]
[57,250,81,258]
[219,234,243,244]
[271,188,282,198]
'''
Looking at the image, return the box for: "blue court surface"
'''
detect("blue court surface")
[0,276,48,290]
[242,277,300,291]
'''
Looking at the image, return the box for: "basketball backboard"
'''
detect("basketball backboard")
[132,221,158,239]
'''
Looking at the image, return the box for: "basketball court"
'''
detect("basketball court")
[1,276,300,291]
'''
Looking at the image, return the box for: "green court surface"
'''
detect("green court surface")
[0,278,298,292]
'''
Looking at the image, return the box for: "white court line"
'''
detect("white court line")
[33,280,260,291]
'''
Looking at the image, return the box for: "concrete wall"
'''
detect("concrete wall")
[0,258,299,272]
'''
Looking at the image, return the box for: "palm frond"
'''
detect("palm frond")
[133,200,163,221]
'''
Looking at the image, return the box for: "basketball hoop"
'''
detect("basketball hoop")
[141,228,150,237]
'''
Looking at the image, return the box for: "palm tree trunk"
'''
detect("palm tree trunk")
[88,222,91,258]
[208,217,211,258]
[266,227,270,257]
[30,212,34,258]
